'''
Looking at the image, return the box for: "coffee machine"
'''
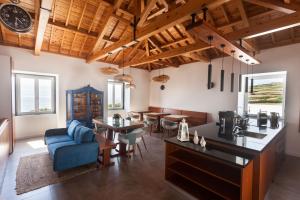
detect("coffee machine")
[218,111,235,137]
[257,111,268,127]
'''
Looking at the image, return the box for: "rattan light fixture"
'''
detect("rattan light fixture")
[114,47,134,83]
[152,74,170,83]
[100,53,119,75]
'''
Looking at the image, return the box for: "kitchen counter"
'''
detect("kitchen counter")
[188,121,285,152]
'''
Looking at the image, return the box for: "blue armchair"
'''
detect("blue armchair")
[44,120,99,172]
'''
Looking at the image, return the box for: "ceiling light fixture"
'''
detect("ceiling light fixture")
[230,50,235,93]
[114,47,133,83]
[220,44,225,92]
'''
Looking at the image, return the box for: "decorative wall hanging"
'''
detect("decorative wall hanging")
[0,0,32,33]
[238,55,243,92]
[220,44,225,92]
[230,50,235,92]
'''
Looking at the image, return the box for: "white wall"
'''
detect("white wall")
[0,45,150,140]
[150,58,239,122]
[149,43,300,157]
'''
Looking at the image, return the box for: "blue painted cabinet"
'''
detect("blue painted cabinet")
[66,85,104,128]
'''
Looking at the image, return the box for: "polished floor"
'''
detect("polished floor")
[1,134,300,200]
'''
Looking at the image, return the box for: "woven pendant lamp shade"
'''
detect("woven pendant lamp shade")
[114,73,133,82]
[126,82,136,89]
[100,67,119,75]
[152,75,170,83]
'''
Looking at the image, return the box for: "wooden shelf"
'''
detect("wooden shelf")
[169,150,241,186]
[168,162,240,200]
[167,174,224,200]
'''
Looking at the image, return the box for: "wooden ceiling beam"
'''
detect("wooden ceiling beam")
[236,0,249,27]
[244,0,300,14]
[89,0,124,54]
[77,1,88,30]
[225,11,300,40]
[154,60,179,67]
[65,0,74,26]
[34,0,54,55]
[183,52,209,62]
[138,0,158,27]
[88,1,102,33]
[187,21,260,64]
[87,0,230,63]
[123,40,210,67]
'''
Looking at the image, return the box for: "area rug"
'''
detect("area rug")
[15,153,97,195]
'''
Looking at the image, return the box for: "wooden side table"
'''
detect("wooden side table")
[95,134,117,167]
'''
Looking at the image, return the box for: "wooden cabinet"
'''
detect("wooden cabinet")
[165,141,253,200]
[66,85,104,128]
[0,119,10,192]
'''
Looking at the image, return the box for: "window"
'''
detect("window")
[239,71,287,118]
[108,80,124,110]
[15,73,56,115]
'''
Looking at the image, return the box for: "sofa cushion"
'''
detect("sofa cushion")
[67,120,81,138]
[74,126,95,144]
[45,135,73,145]
[48,140,77,159]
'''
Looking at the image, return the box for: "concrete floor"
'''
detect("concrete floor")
[1,134,300,200]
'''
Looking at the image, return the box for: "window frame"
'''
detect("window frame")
[107,80,125,110]
[241,71,287,119]
[15,73,56,116]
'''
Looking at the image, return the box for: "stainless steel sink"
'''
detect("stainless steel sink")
[236,130,267,139]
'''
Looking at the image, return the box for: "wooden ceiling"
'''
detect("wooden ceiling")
[0,0,300,71]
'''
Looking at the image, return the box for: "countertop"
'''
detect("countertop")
[188,120,285,152]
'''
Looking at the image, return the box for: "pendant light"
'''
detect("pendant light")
[114,47,133,83]
[245,59,249,93]
[238,55,243,92]
[207,35,213,89]
[230,50,235,92]
[100,52,119,75]
[126,66,136,89]
[250,63,254,94]
[220,44,225,92]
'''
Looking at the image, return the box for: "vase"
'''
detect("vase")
[193,131,199,144]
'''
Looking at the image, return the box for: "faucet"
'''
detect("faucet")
[233,126,242,134]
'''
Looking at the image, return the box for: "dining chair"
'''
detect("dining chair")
[118,128,147,159]
[144,116,158,136]
[161,118,178,139]
[127,112,140,121]
[94,124,108,137]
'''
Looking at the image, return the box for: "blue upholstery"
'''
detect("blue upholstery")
[45,135,73,145]
[44,121,99,172]
[74,126,95,144]
[67,120,81,138]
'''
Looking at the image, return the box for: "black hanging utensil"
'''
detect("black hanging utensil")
[250,63,254,94]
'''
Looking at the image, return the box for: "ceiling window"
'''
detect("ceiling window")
[238,71,287,118]
[15,73,56,115]
[108,80,124,110]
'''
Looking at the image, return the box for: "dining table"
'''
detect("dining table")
[93,117,144,155]
[131,110,151,121]
[163,114,189,123]
[144,112,171,133]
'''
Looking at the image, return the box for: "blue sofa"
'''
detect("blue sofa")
[44,120,99,172]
